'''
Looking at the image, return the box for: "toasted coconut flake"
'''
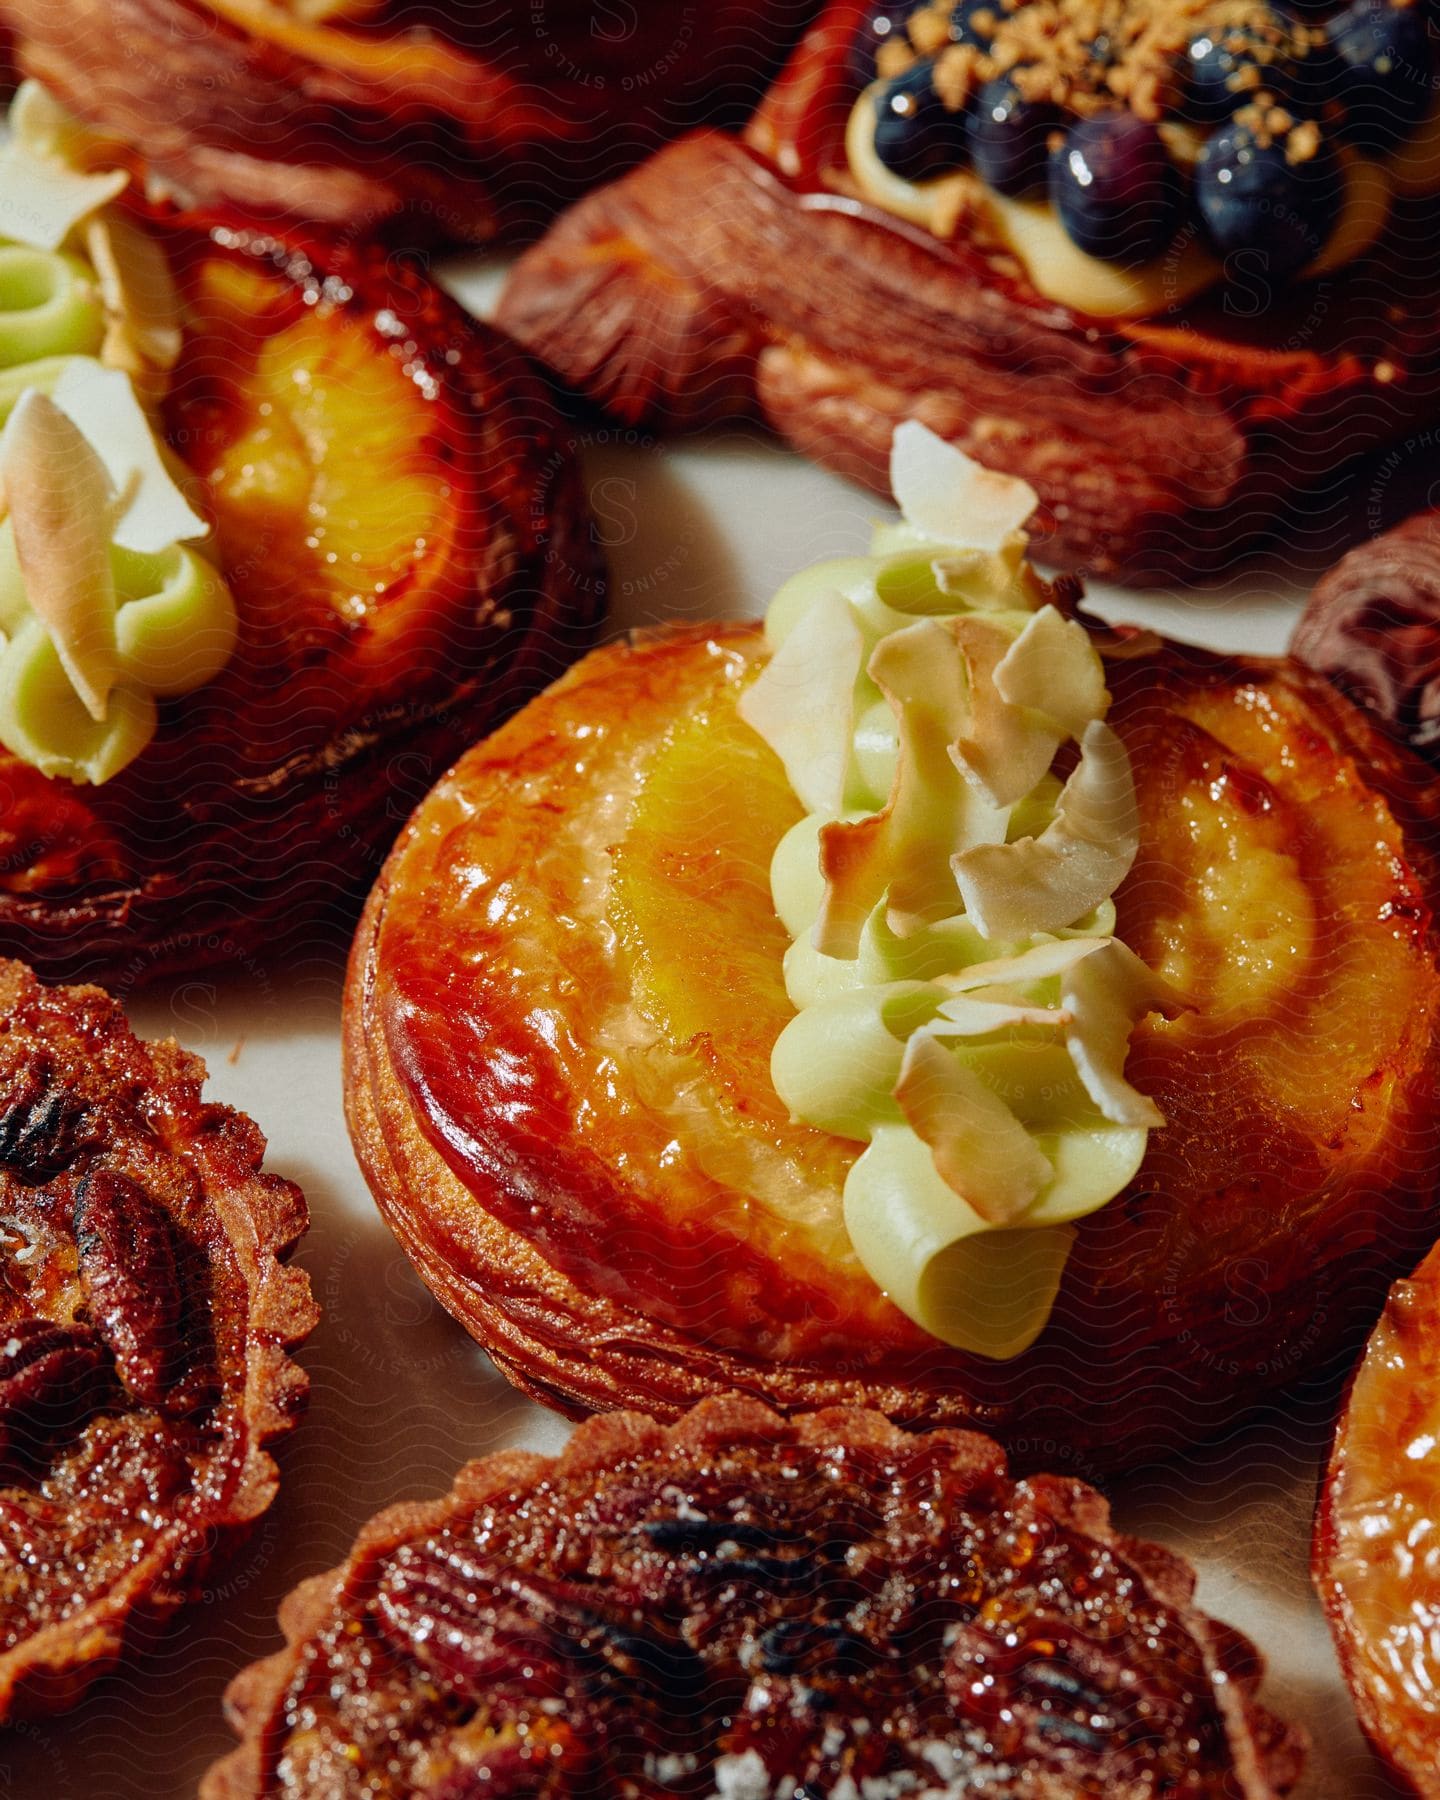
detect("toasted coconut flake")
[952,721,1139,939]
[993,606,1109,738]
[940,937,1104,994]
[85,215,183,374]
[52,361,207,552]
[890,420,1038,550]
[0,389,117,722]
[894,1029,1051,1225]
[738,589,861,816]
[0,85,127,252]
[816,619,1007,957]
[1063,939,1190,1127]
[932,992,1069,1034]
[950,614,1061,809]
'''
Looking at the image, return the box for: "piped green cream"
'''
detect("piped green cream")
[0,82,236,785]
[739,424,1186,1360]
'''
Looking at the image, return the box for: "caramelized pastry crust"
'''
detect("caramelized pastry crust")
[1314,1241,1440,1797]
[0,211,603,983]
[343,622,1440,1468]
[204,1395,1304,1798]
[0,958,315,1720]
[0,0,820,243]
[497,2,1440,578]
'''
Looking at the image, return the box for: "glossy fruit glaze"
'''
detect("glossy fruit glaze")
[1315,1238,1440,1796]
[0,211,603,980]
[360,622,1440,1463]
[204,1397,1304,1798]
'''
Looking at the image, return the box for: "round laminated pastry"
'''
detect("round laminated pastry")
[1314,1238,1440,1796]
[0,0,822,243]
[204,1394,1304,1798]
[0,957,315,1720]
[344,598,1440,1467]
[0,86,604,983]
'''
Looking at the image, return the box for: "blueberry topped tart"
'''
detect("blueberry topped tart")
[499,0,1440,577]
[848,0,1431,310]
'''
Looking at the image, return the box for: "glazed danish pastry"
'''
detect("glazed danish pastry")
[345,429,1440,1469]
[0,0,822,243]
[205,1395,1304,1798]
[499,0,1440,579]
[0,85,603,982]
[0,958,314,1721]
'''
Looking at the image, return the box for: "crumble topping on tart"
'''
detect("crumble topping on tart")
[845,0,1436,314]
[0,957,315,1719]
[205,1397,1304,1799]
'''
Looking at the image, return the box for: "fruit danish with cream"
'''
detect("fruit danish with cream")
[499,0,1440,578]
[345,425,1440,1468]
[0,0,822,244]
[0,84,603,983]
[205,1395,1304,1798]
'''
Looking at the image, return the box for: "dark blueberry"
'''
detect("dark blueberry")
[873,59,969,179]
[1327,0,1435,152]
[1185,6,1307,121]
[1048,113,1183,264]
[1195,121,1342,279]
[965,73,1058,195]
[849,2,930,87]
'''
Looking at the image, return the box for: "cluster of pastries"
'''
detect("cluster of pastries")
[0,4,1437,1798]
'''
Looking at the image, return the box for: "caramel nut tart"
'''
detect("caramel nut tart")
[0,0,823,245]
[345,428,1440,1469]
[204,1393,1304,1798]
[1314,1239,1440,1798]
[0,84,604,984]
[498,0,1440,580]
[0,957,315,1721]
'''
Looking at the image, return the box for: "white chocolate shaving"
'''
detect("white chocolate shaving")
[952,721,1139,940]
[0,390,117,721]
[890,420,1038,550]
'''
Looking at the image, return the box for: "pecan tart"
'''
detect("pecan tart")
[0,0,822,244]
[204,1394,1304,1798]
[0,85,603,983]
[0,957,315,1721]
[498,0,1440,580]
[1314,1238,1440,1798]
[344,432,1440,1469]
